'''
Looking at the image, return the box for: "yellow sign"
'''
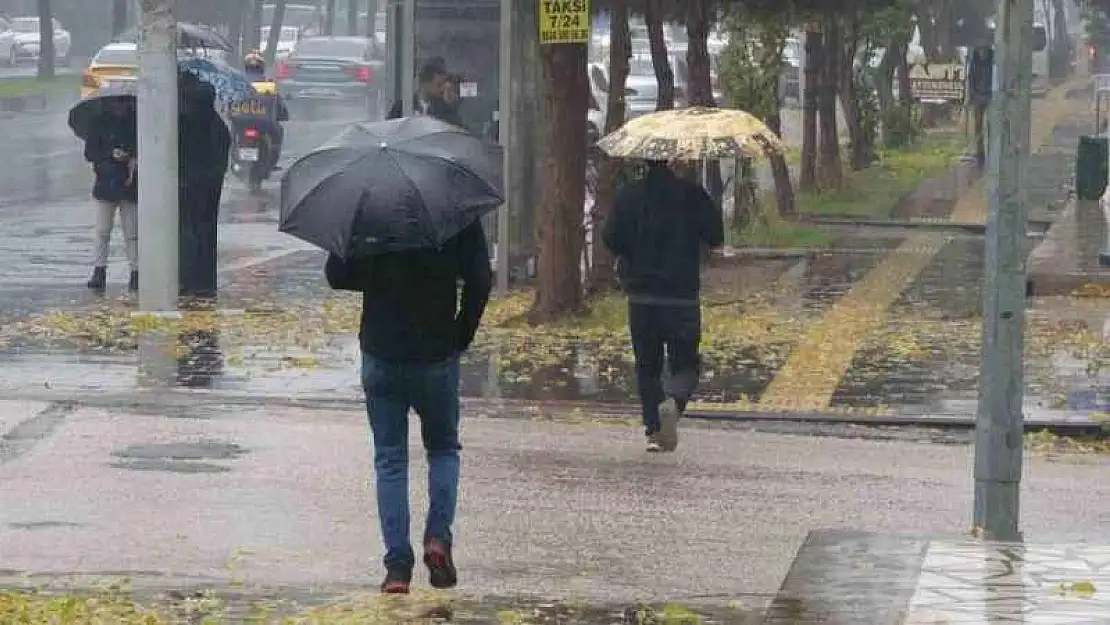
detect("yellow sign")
[538,0,591,45]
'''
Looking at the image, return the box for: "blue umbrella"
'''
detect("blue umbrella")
[178,56,255,104]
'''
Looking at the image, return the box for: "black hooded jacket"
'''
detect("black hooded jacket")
[84,110,138,203]
[178,76,231,202]
[602,165,723,302]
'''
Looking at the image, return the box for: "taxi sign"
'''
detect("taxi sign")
[538,0,591,45]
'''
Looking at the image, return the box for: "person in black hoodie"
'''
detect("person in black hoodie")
[83,96,138,291]
[177,71,231,301]
[602,160,723,453]
[324,220,492,595]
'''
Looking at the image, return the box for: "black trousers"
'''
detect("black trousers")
[179,184,221,299]
[628,301,701,435]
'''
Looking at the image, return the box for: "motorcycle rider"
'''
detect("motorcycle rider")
[240,51,288,168]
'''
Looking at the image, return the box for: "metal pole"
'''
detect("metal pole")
[496,0,511,295]
[974,0,1034,541]
[136,0,179,313]
[400,0,415,116]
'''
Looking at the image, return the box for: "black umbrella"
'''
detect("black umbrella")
[279,116,504,258]
[67,83,137,141]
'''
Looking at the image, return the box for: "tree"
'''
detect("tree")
[245,0,263,52]
[589,0,631,293]
[264,0,287,65]
[643,0,676,109]
[347,0,358,35]
[36,0,54,79]
[815,13,843,188]
[799,24,820,191]
[324,0,337,35]
[112,0,129,38]
[365,0,378,38]
[530,43,591,323]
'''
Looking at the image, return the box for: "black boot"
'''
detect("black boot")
[128,270,138,292]
[86,266,107,290]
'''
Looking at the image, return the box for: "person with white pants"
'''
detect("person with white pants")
[83,97,138,291]
[91,198,138,290]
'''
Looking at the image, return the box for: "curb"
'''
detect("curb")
[3,387,1105,436]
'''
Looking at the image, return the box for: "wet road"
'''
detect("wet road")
[0,400,1106,608]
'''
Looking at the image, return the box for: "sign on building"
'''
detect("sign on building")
[909,63,967,104]
[538,0,591,45]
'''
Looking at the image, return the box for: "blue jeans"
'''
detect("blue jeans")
[361,353,462,570]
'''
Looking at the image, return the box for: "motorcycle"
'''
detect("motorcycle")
[230,123,275,193]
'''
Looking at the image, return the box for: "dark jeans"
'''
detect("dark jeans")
[628,301,701,435]
[361,353,462,570]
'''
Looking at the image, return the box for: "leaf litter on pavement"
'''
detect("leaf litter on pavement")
[2,288,1110,423]
[0,587,752,624]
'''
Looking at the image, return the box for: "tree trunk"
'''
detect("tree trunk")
[347,0,358,35]
[644,0,674,110]
[915,4,937,60]
[530,43,589,324]
[934,0,955,62]
[837,15,872,170]
[800,26,820,192]
[246,0,263,51]
[36,0,54,79]
[229,1,246,59]
[365,0,378,38]
[757,27,795,217]
[324,0,336,35]
[817,15,842,189]
[589,0,630,294]
[895,38,912,106]
[685,0,716,107]
[876,45,896,146]
[686,0,723,211]
[264,0,287,65]
[112,0,128,38]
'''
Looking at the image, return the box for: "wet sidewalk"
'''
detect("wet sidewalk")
[1,400,1107,622]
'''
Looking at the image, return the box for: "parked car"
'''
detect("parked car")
[275,36,384,114]
[81,42,138,98]
[260,25,299,59]
[1,16,71,66]
[586,57,700,142]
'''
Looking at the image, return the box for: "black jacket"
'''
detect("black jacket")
[387,93,463,127]
[602,166,723,301]
[178,81,231,207]
[325,222,493,364]
[84,111,138,203]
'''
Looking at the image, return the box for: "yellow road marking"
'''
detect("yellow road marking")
[757,79,1087,412]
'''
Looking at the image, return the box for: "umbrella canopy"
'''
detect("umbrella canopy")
[67,83,137,141]
[115,22,234,51]
[279,116,504,258]
[178,56,256,104]
[597,106,786,161]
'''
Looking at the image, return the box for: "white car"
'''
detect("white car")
[260,25,299,59]
[1,16,71,66]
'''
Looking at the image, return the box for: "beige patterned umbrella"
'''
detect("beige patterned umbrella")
[597,106,785,161]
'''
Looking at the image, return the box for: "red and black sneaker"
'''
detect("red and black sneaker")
[380,567,412,594]
[423,538,458,589]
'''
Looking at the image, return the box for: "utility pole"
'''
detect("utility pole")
[496,0,511,295]
[137,0,180,313]
[974,0,1034,542]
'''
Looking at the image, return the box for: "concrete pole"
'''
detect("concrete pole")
[136,0,179,313]
[400,0,415,116]
[974,0,1034,541]
[496,0,511,295]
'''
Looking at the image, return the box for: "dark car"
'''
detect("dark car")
[275,35,384,115]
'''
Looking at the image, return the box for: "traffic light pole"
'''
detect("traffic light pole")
[974,0,1034,541]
